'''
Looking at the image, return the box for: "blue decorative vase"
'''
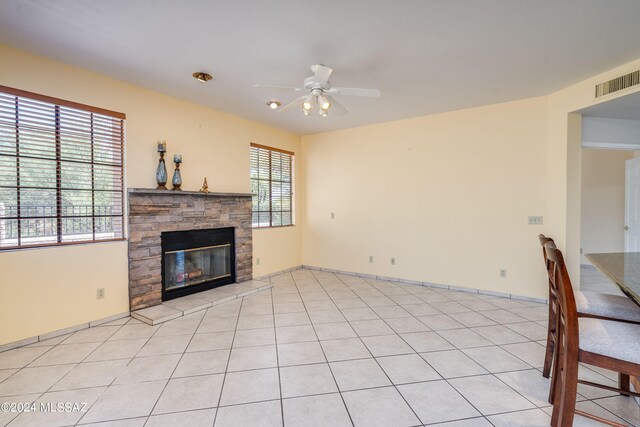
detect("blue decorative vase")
[171,161,182,191]
[156,153,168,190]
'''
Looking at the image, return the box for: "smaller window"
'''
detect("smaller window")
[250,143,294,228]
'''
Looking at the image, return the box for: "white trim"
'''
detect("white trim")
[0,337,38,353]
[300,265,548,304]
[582,141,640,150]
[0,311,130,353]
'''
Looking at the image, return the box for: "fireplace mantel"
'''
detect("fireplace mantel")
[128,188,253,198]
[127,188,253,311]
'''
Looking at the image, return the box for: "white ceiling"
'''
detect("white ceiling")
[2,0,640,135]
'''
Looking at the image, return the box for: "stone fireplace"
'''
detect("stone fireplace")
[127,189,252,311]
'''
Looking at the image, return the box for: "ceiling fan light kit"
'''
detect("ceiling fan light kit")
[318,94,331,111]
[302,93,314,111]
[254,64,381,117]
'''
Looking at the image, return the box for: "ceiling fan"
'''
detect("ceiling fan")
[254,64,381,116]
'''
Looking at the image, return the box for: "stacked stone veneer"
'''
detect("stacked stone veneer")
[128,189,253,311]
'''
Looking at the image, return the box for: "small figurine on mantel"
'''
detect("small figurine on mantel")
[200,178,209,193]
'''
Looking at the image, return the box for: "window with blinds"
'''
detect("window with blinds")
[0,85,125,250]
[250,143,293,228]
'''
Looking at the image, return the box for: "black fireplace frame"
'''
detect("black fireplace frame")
[160,227,236,301]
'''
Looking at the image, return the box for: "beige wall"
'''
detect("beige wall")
[3,40,640,345]
[0,44,302,345]
[580,149,633,264]
[302,97,550,299]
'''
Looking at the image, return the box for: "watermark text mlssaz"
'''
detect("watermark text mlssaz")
[1,402,88,413]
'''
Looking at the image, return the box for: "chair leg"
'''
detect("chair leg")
[558,352,579,427]
[619,373,630,395]
[543,338,554,379]
[550,331,564,425]
[551,318,579,427]
[548,340,558,404]
[543,302,556,378]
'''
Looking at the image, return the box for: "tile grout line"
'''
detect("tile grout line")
[71,324,134,426]
[267,287,286,427]
[8,321,128,383]
[355,275,546,422]
[365,279,506,427]
[142,304,212,426]
[312,269,527,425]
[354,270,629,424]
[233,270,622,423]
[19,322,132,426]
[0,324,141,400]
[315,269,426,426]
[293,269,357,427]
[210,293,244,427]
[76,321,162,425]
[337,270,507,425]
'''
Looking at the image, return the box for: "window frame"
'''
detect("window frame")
[0,85,126,251]
[250,142,294,229]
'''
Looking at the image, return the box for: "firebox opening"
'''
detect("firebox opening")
[161,227,236,301]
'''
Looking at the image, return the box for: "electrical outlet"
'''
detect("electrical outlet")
[499,269,507,278]
[331,212,335,219]
[256,258,260,265]
[391,257,396,265]
[369,256,374,263]
[96,288,105,300]
[528,216,543,225]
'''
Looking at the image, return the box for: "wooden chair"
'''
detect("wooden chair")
[545,242,640,427]
[538,234,640,382]
[539,234,558,380]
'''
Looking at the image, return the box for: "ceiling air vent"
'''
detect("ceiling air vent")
[595,69,640,98]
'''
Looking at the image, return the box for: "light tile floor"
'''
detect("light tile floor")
[0,267,638,426]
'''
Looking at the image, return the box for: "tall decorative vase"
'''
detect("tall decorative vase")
[172,154,182,191]
[156,153,168,189]
[156,140,168,190]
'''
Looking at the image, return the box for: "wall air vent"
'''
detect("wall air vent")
[595,69,640,98]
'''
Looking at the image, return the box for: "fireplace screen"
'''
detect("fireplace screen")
[164,244,231,291]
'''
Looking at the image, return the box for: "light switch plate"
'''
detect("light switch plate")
[528,216,543,225]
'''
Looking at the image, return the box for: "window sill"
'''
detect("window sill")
[252,225,296,230]
[0,238,127,253]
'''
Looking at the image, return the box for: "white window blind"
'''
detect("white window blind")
[0,85,125,249]
[250,143,293,228]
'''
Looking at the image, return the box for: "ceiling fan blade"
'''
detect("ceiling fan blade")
[253,84,304,91]
[278,95,307,112]
[326,87,381,98]
[312,64,333,85]
[324,94,348,116]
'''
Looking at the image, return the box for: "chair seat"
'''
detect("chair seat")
[575,291,640,323]
[579,318,640,365]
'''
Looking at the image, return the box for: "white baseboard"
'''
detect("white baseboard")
[259,264,548,304]
[0,311,130,353]
[300,265,548,304]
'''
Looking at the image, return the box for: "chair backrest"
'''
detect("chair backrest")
[538,234,554,267]
[544,242,579,341]
[539,234,557,298]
